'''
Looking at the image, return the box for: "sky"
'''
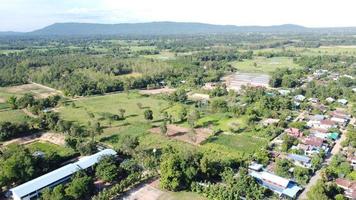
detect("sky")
[1,0,356,32]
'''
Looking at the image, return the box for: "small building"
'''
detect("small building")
[302,137,329,156]
[9,149,117,200]
[262,118,280,126]
[326,97,335,103]
[287,154,312,168]
[337,99,348,105]
[278,89,291,96]
[335,178,356,199]
[307,115,325,128]
[249,162,264,171]
[249,171,302,199]
[319,119,337,130]
[327,132,339,140]
[308,97,319,103]
[285,128,303,138]
[294,95,306,102]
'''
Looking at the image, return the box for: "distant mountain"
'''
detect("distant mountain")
[29,22,310,36]
[3,22,356,36]
[0,31,24,36]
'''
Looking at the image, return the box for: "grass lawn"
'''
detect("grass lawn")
[158,191,207,200]
[230,57,299,73]
[26,141,75,158]
[204,133,268,155]
[0,109,29,123]
[195,113,247,132]
[59,92,169,127]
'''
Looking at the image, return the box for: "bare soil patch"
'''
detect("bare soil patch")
[120,179,164,200]
[187,93,210,101]
[139,87,176,95]
[2,132,66,146]
[0,97,5,103]
[4,83,62,99]
[150,124,212,145]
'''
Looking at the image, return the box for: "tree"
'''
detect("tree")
[275,158,293,178]
[91,121,103,141]
[7,96,17,109]
[0,144,36,188]
[311,154,323,171]
[281,134,296,152]
[119,135,139,155]
[41,185,67,200]
[144,109,153,121]
[65,172,94,200]
[293,166,310,185]
[95,155,120,182]
[160,121,168,135]
[307,180,330,200]
[118,108,126,120]
[187,109,200,128]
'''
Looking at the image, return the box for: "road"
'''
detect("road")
[298,118,354,199]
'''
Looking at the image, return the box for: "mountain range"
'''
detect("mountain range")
[2,22,356,36]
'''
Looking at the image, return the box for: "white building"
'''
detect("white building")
[10,149,117,200]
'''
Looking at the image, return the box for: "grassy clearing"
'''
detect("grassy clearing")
[143,51,176,60]
[230,57,299,73]
[158,191,207,200]
[26,141,75,157]
[0,83,61,99]
[204,133,268,155]
[0,109,28,123]
[59,92,169,128]
[195,113,247,132]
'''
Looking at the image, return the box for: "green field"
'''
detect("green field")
[59,92,169,127]
[158,191,207,200]
[0,109,28,123]
[205,133,268,155]
[230,57,299,73]
[26,141,76,158]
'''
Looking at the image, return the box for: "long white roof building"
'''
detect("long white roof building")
[10,149,116,200]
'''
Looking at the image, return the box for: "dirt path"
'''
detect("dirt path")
[298,118,353,199]
[1,132,66,146]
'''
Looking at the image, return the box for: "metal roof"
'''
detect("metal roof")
[261,171,290,188]
[10,149,116,198]
[288,154,311,163]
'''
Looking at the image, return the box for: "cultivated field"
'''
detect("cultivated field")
[230,57,299,73]
[0,109,28,123]
[223,72,270,91]
[0,83,62,99]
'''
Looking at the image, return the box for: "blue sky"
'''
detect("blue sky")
[1,0,356,32]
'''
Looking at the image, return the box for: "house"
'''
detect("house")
[301,137,329,156]
[313,69,328,78]
[294,95,306,102]
[308,97,319,103]
[312,104,328,113]
[335,178,356,199]
[347,155,356,168]
[327,132,339,140]
[307,115,325,128]
[278,89,291,96]
[202,82,218,90]
[331,110,351,119]
[249,170,302,199]
[319,119,337,129]
[9,149,117,200]
[285,128,303,138]
[331,116,349,127]
[310,127,329,139]
[262,118,280,126]
[337,99,348,105]
[287,154,312,168]
[249,162,264,171]
[326,97,335,103]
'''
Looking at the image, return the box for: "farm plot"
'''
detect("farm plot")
[230,57,299,73]
[223,72,270,91]
[0,109,29,123]
[0,83,62,99]
[150,124,212,145]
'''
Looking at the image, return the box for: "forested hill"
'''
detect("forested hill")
[3,22,356,36]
